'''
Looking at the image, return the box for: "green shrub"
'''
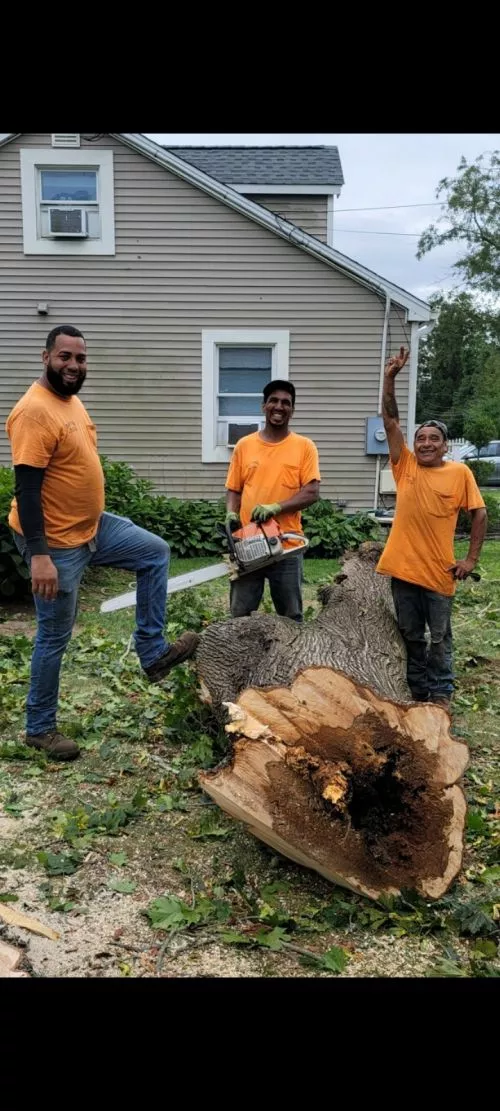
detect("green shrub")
[101,458,381,560]
[301,499,381,558]
[465,459,495,486]
[458,491,500,535]
[0,456,383,598]
[101,457,226,557]
[0,467,31,599]
[99,456,155,519]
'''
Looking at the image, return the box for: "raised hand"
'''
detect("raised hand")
[385,346,409,379]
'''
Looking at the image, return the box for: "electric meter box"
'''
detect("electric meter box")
[365,416,389,455]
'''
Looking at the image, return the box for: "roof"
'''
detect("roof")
[0,133,431,321]
[163,146,344,188]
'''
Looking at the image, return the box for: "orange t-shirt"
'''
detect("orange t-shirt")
[225,430,321,544]
[376,443,485,595]
[6,382,105,548]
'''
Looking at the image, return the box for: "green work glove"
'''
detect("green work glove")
[225,511,241,532]
[251,502,282,523]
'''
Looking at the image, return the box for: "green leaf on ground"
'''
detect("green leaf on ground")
[471,939,498,959]
[255,926,290,951]
[107,877,137,894]
[146,895,199,931]
[189,811,232,840]
[319,946,350,973]
[220,931,253,946]
[478,866,500,885]
[37,850,82,876]
[109,851,128,867]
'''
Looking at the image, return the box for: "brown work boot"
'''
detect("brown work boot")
[432,696,451,712]
[144,631,200,683]
[26,730,80,761]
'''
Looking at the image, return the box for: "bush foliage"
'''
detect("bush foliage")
[0,456,383,596]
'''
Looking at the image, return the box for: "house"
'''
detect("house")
[0,133,432,512]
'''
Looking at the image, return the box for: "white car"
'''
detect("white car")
[462,441,500,486]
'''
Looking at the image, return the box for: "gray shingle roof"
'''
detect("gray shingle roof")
[164,146,344,188]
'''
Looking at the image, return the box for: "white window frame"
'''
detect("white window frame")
[201,328,290,463]
[20,148,115,255]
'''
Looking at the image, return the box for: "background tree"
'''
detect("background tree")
[416,293,500,437]
[417,151,500,293]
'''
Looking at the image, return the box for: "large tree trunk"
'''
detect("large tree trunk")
[196,543,469,900]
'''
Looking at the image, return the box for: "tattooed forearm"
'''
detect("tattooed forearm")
[382,376,399,423]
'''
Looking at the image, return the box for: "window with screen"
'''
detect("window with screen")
[38,167,100,238]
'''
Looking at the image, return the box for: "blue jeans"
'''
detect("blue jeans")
[230,551,304,622]
[13,512,170,736]
[391,577,454,701]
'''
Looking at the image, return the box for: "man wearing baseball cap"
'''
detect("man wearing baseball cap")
[376,347,487,711]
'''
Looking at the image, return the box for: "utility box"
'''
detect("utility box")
[365,416,389,455]
[379,468,396,494]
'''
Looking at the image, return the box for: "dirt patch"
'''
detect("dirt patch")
[0,620,83,639]
[0,620,36,638]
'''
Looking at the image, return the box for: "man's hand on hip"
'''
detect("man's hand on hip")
[251,503,282,523]
[31,555,58,600]
[450,558,477,581]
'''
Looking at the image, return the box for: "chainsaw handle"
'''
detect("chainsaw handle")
[215,521,237,558]
[280,533,309,554]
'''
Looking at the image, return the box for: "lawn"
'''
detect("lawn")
[0,545,499,979]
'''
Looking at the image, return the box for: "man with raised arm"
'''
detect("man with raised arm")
[376,346,487,710]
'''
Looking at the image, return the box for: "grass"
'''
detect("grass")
[0,543,499,979]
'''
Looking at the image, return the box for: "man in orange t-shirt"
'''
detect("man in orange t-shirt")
[6,325,198,761]
[225,379,321,621]
[376,347,487,710]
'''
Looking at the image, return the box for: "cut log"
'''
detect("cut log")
[196,543,469,901]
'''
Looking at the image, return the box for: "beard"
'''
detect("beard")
[46,362,86,397]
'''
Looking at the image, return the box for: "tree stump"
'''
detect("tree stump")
[196,543,469,900]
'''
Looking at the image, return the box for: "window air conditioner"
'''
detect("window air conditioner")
[48,207,88,238]
[227,421,261,447]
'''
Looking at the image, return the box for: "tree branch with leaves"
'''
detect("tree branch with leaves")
[417,152,500,293]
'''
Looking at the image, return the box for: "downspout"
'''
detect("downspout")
[407,322,420,444]
[373,294,391,510]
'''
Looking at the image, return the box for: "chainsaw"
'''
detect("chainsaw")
[101,518,308,614]
[221,517,309,578]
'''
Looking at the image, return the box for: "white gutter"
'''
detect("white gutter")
[113,133,432,323]
[373,295,391,510]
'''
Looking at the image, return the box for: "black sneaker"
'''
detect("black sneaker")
[26,730,80,761]
[144,631,200,683]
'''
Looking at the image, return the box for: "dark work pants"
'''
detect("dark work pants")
[230,552,304,622]
[391,577,454,701]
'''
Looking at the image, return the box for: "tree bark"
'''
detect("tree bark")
[196,543,469,900]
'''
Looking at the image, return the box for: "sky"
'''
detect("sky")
[146,133,500,303]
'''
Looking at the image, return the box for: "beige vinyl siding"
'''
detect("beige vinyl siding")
[244,194,328,243]
[0,133,411,511]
